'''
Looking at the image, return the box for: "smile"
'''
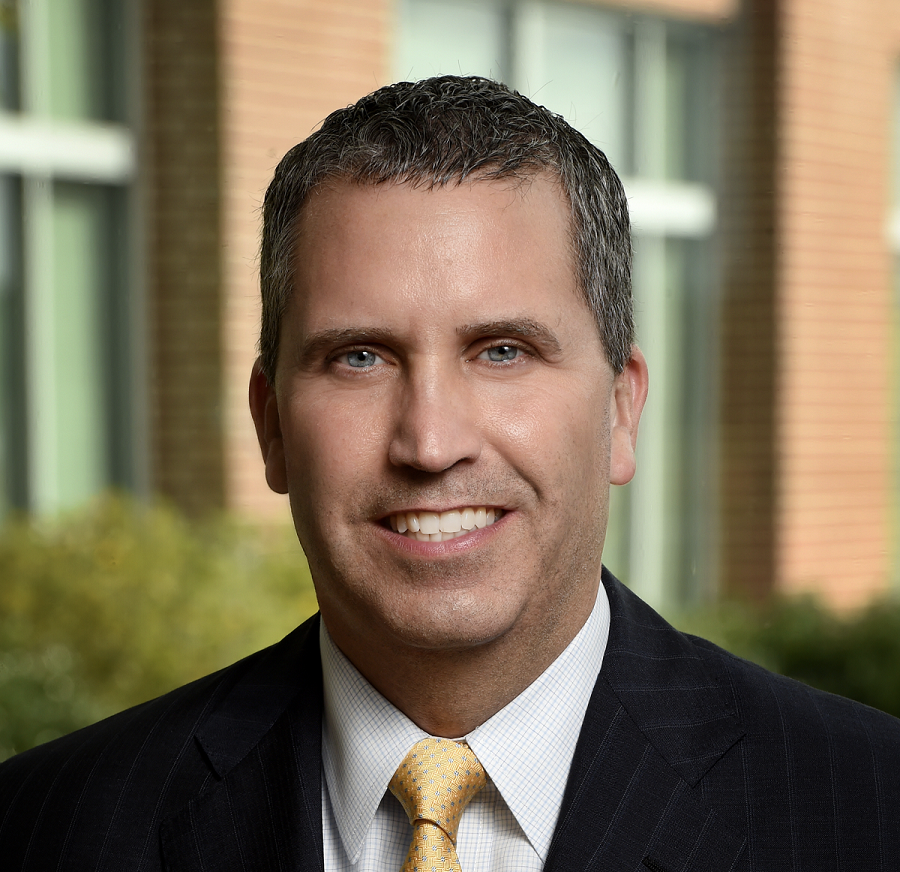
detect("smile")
[386,507,504,542]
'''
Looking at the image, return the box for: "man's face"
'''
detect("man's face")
[251,174,646,673]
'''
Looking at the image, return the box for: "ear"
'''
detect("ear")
[609,346,649,486]
[248,359,289,494]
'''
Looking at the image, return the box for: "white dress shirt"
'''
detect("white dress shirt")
[319,583,610,871]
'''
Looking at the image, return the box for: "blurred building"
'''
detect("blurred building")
[0,0,897,611]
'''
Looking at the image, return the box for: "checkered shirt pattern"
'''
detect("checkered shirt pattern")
[319,581,610,871]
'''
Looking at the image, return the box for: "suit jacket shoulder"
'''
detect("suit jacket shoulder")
[0,615,325,871]
[545,570,900,872]
[690,629,900,867]
[4,573,900,871]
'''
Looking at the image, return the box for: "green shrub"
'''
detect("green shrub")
[678,594,900,719]
[5,496,899,762]
[0,494,318,760]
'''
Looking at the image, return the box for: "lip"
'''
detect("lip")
[374,507,511,556]
[379,503,507,517]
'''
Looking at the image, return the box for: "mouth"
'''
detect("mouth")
[384,507,504,542]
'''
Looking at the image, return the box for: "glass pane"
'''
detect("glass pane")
[530,3,628,172]
[49,181,124,508]
[603,478,632,582]
[0,174,26,513]
[672,236,718,603]
[396,0,506,81]
[626,235,717,606]
[0,0,18,110]
[665,24,717,184]
[664,35,687,181]
[46,0,126,121]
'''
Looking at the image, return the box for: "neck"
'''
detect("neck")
[324,591,597,737]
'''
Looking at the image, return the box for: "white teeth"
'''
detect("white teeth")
[419,512,440,534]
[441,510,462,533]
[387,507,503,541]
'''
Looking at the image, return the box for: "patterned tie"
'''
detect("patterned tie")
[389,737,487,872]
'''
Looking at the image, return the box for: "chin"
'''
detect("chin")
[380,590,524,652]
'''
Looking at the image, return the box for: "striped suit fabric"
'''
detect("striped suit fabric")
[1,568,899,870]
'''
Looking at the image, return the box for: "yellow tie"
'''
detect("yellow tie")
[389,737,486,872]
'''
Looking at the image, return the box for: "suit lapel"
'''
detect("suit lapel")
[157,573,750,871]
[545,571,747,872]
[160,616,325,871]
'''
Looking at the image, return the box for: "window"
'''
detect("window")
[397,0,720,607]
[0,0,139,515]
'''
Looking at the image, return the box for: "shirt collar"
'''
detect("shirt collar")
[320,628,427,863]
[465,585,609,859]
[320,582,610,864]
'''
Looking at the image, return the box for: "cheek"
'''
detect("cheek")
[486,382,609,484]
[282,392,387,483]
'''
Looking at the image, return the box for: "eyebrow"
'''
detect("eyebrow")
[294,327,396,368]
[294,318,564,366]
[458,319,563,355]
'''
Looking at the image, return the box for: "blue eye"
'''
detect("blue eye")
[345,350,382,368]
[482,345,519,363]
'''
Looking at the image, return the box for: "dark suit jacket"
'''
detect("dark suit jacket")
[2,568,899,870]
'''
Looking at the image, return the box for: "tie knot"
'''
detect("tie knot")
[389,738,486,843]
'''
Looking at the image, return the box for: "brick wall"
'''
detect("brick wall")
[776,0,897,607]
[718,0,900,607]
[218,0,391,518]
[719,0,780,601]
[145,0,225,515]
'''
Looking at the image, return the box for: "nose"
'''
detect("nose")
[388,364,482,473]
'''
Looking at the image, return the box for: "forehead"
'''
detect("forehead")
[298,169,572,233]
[290,173,579,305]
[278,174,606,377]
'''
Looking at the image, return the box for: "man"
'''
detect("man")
[1,76,899,871]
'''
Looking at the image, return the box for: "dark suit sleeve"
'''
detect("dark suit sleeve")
[694,635,900,869]
[0,616,324,872]
[0,666,240,871]
[547,570,900,872]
